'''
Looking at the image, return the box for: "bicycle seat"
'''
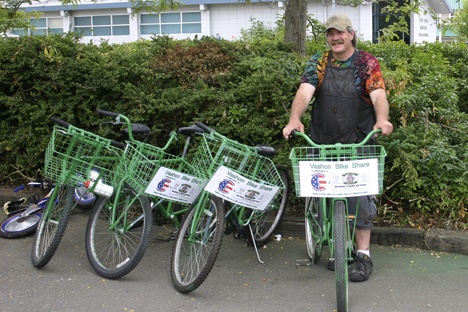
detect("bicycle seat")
[254,144,275,157]
[178,125,205,137]
[122,123,151,136]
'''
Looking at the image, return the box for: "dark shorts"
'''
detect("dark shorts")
[347,195,376,229]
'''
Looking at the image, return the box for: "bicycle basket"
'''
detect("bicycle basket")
[290,144,386,197]
[191,133,285,190]
[117,140,207,200]
[44,126,122,188]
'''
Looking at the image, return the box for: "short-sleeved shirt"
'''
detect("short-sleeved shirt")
[300,50,386,105]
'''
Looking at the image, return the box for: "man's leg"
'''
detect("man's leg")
[349,196,375,282]
[355,228,371,251]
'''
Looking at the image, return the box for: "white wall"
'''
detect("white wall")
[305,1,374,42]
[208,3,282,40]
[411,2,439,43]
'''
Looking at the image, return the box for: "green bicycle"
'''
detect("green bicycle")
[31,117,123,269]
[171,122,290,293]
[85,110,210,279]
[289,129,386,312]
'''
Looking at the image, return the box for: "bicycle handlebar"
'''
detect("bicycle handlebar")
[50,116,126,149]
[292,128,382,147]
[51,116,70,128]
[96,109,180,151]
[97,109,119,118]
[194,121,212,133]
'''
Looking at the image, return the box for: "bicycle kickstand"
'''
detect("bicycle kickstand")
[248,224,264,264]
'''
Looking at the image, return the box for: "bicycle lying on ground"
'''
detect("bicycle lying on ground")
[171,121,290,293]
[1,182,95,239]
[289,129,386,312]
[1,182,51,239]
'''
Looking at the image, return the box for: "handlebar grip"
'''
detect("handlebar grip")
[97,109,119,117]
[194,121,213,133]
[111,140,126,149]
[51,116,71,128]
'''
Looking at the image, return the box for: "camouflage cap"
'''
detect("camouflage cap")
[326,13,353,32]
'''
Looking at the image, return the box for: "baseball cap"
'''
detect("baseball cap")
[326,14,353,32]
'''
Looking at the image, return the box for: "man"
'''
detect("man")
[282,13,393,282]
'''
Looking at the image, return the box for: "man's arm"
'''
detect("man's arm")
[282,83,316,139]
[370,88,393,136]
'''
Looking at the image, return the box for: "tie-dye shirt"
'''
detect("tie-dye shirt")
[300,50,386,105]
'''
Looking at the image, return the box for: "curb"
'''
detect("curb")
[279,218,468,256]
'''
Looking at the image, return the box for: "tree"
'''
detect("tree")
[284,0,307,55]
[0,1,40,35]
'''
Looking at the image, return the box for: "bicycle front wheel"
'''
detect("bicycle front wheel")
[334,200,348,312]
[245,164,290,246]
[171,194,225,293]
[31,184,75,268]
[305,197,323,264]
[85,183,152,279]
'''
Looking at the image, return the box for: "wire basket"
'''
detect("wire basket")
[44,126,122,187]
[117,140,207,197]
[290,144,386,197]
[190,133,285,189]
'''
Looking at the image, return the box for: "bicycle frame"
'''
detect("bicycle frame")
[325,198,357,263]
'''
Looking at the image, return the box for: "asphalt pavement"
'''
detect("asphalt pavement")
[1,198,468,312]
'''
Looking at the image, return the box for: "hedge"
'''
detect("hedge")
[0,29,466,229]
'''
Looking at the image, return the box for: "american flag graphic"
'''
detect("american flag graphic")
[157,178,171,192]
[311,173,326,191]
[218,179,235,194]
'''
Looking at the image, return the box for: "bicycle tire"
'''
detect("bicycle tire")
[0,211,42,239]
[304,197,323,263]
[85,183,153,279]
[31,184,75,268]
[171,194,225,293]
[334,200,348,312]
[244,164,290,247]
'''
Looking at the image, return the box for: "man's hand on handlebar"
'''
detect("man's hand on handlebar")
[373,120,393,136]
[282,120,305,140]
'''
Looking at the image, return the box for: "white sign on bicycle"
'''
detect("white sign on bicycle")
[204,165,280,211]
[298,159,379,197]
[145,167,207,204]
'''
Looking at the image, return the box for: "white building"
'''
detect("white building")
[16,0,453,44]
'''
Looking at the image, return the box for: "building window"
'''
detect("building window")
[140,12,201,35]
[74,15,130,36]
[12,17,63,36]
[372,1,410,44]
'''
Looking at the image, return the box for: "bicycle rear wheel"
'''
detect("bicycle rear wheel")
[304,197,323,264]
[31,184,75,268]
[85,183,152,279]
[334,200,348,312]
[245,164,290,247]
[171,194,225,293]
